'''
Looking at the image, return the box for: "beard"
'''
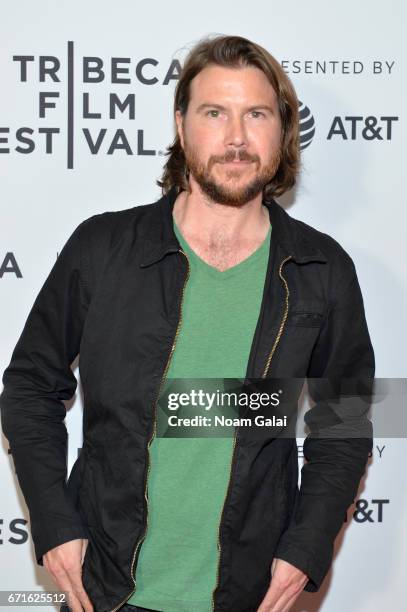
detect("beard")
[183,140,281,207]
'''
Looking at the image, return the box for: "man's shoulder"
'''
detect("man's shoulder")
[277,203,355,268]
[70,197,162,296]
[65,196,163,276]
[296,217,352,261]
[78,197,160,240]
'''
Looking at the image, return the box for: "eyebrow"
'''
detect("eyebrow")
[195,103,275,114]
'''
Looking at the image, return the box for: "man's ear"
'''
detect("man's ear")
[175,110,185,149]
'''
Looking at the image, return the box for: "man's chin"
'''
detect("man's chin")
[199,181,263,207]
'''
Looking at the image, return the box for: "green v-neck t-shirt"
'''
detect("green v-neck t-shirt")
[128,215,272,612]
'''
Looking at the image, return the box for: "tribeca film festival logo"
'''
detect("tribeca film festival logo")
[0,517,28,545]
[0,42,182,169]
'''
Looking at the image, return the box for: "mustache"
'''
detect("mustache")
[209,149,260,165]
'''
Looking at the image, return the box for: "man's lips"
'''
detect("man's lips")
[219,159,253,165]
[209,158,257,172]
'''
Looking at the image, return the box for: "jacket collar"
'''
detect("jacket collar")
[140,186,327,267]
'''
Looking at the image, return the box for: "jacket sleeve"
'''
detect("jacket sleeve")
[273,257,375,592]
[0,218,95,566]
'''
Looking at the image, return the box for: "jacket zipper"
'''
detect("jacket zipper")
[110,248,190,612]
[211,254,292,611]
[262,255,292,378]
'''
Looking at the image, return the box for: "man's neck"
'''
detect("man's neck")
[172,185,270,249]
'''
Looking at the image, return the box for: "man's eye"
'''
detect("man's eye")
[207,110,220,117]
[250,110,264,118]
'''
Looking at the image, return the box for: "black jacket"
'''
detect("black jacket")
[0,188,374,612]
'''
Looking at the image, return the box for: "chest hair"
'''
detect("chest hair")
[184,233,266,272]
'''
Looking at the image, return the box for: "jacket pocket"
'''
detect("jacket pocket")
[286,299,327,328]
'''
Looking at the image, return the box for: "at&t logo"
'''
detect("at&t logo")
[298,101,315,150]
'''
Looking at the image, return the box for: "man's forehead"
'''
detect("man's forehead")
[188,64,278,104]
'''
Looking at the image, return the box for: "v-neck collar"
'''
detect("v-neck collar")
[173,220,272,280]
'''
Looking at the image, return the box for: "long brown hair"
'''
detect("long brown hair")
[157,34,300,200]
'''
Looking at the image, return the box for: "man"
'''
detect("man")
[0,35,374,612]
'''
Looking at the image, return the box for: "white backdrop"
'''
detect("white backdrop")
[1,1,406,610]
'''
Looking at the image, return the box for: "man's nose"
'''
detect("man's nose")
[224,115,248,147]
